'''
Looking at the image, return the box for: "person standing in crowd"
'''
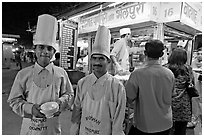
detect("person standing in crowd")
[53,52,60,66]
[165,48,195,135]
[7,14,74,135]
[125,40,175,135]
[15,51,22,70]
[110,28,132,75]
[188,47,202,128]
[70,25,126,135]
[191,48,202,69]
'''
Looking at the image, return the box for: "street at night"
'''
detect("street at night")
[2,2,202,135]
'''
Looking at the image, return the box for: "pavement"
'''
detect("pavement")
[2,61,202,135]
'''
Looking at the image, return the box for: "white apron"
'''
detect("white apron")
[20,67,61,135]
[79,81,114,135]
[119,46,129,71]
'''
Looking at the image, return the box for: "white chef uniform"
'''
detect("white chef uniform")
[70,25,126,135]
[7,14,74,135]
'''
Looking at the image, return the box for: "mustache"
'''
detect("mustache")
[40,55,50,57]
[93,64,102,67]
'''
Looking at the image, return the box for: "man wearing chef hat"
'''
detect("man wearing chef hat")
[110,28,132,75]
[7,14,74,135]
[70,25,126,135]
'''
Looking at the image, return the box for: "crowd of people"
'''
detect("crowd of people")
[12,50,36,70]
[7,14,201,135]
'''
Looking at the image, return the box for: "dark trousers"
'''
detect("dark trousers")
[16,61,22,69]
[173,121,188,135]
[128,126,171,135]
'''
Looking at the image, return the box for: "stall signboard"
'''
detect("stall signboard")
[149,2,160,22]
[78,2,202,35]
[159,2,182,22]
[78,2,159,34]
[180,2,202,31]
[60,20,78,70]
[159,2,202,32]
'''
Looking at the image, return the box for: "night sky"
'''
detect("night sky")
[2,2,84,48]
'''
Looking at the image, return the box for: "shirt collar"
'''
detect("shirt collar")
[34,62,53,74]
[90,72,109,86]
[145,59,160,66]
[121,38,128,45]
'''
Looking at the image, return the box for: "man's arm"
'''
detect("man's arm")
[110,39,123,65]
[70,80,84,135]
[7,72,34,118]
[125,73,138,104]
[110,55,117,65]
[111,82,126,135]
[57,70,74,111]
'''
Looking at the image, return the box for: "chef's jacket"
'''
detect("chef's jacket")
[111,38,130,71]
[70,72,126,135]
[7,62,74,134]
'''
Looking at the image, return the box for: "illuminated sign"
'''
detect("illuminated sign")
[77,2,202,34]
[160,2,181,22]
[180,2,202,31]
[78,2,159,34]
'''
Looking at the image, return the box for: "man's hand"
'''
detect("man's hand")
[53,100,62,117]
[115,62,130,76]
[115,62,123,72]
[118,70,130,76]
[53,111,61,117]
[32,104,46,118]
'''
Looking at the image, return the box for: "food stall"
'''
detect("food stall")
[73,2,201,70]
[74,2,160,75]
[57,2,202,134]
[160,2,202,65]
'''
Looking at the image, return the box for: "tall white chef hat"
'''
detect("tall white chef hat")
[91,25,111,59]
[120,28,131,36]
[177,40,188,48]
[33,14,58,51]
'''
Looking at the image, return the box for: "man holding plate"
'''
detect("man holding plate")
[7,14,74,135]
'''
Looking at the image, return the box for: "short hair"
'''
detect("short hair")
[55,52,60,59]
[120,34,126,38]
[168,48,187,65]
[145,40,164,58]
[120,33,130,38]
[198,47,202,52]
